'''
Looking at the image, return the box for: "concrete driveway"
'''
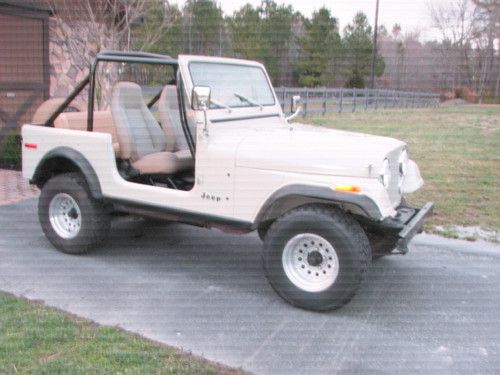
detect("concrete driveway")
[1,199,499,375]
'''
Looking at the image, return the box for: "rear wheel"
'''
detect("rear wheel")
[39,173,110,255]
[262,205,371,311]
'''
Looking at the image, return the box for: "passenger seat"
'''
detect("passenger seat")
[110,82,193,175]
[158,85,194,164]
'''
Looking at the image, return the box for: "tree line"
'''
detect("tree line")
[134,0,384,89]
[48,0,499,99]
[378,0,498,99]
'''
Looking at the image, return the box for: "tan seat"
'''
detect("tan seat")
[131,151,193,175]
[54,111,121,157]
[32,97,86,125]
[110,81,193,175]
[158,85,194,164]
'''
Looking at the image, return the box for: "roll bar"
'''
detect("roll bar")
[43,51,178,130]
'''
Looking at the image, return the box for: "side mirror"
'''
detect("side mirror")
[287,95,302,122]
[192,86,211,137]
[291,95,301,113]
[191,86,211,111]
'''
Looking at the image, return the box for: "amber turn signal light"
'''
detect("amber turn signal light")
[335,185,361,193]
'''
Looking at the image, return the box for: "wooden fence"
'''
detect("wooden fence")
[274,87,440,117]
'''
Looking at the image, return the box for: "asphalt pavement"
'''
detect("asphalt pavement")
[1,199,499,375]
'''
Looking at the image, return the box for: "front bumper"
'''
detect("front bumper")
[373,202,434,254]
[395,202,434,253]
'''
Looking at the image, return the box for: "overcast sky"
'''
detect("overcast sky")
[170,0,452,41]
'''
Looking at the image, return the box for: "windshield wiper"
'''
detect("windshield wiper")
[210,98,232,113]
[234,93,263,110]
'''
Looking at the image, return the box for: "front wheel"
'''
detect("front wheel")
[38,173,110,255]
[262,205,371,311]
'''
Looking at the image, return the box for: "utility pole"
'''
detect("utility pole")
[370,0,380,89]
[188,12,192,54]
[219,23,223,56]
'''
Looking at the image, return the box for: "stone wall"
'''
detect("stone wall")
[48,18,118,109]
[48,18,89,104]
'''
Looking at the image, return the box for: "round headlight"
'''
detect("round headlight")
[379,158,391,188]
[398,148,409,177]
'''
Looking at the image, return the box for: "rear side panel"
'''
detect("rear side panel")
[22,125,114,181]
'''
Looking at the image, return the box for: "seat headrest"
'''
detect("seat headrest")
[112,82,144,109]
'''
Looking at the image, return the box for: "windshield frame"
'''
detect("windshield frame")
[187,60,277,110]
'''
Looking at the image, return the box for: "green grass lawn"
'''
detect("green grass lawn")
[308,105,500,235]
[0,292,245,375]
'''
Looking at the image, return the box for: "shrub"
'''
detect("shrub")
[440,91,455,102]
[481,96,500,105]
[0,132,22,170]
[454,86,477,103]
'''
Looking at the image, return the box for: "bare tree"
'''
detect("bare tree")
[45,0,171,108]
[47,0,170,70]
[429,0,476,44]
[428,0,476,89]
[428,0,499,99]
[470,0,500,98]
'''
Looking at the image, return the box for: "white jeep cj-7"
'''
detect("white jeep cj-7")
[22,52,433,311]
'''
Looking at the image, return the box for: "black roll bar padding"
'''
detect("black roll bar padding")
[87,59,98,132]
[147,89,163,109]
[87,52,179,132]
[96,56,178,65]
[176,70,196,158]
[43,74,90,127]
[97,50,176,62]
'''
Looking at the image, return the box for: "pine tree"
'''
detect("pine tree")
[228,4,263,61]
[343,12,384,88]
[260,1,295,85]
[135,2,184,57]
[184,0,224,55]
[295,8,341,87]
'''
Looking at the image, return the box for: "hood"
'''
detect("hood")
[235,123,405,177]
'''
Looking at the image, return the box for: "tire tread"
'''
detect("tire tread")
[38,172,110,254]
[263,204,371,311]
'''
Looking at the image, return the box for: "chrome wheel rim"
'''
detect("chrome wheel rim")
[49,193,82,239]
[282,233,339,293]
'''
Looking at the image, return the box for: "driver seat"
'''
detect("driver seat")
[111,82,193,175]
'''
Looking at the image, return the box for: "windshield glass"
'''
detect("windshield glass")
[189,62,276,109]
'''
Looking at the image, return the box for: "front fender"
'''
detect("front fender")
[253,184,383,228]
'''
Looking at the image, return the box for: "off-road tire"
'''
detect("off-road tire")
[257,222,271,241]
[38,173,110,255]
[262,205,371,311]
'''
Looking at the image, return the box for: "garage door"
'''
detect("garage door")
[0,4,50,134]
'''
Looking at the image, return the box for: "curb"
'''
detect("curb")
[412,233,500,259]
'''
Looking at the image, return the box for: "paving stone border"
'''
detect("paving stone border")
[0,169,39,206]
